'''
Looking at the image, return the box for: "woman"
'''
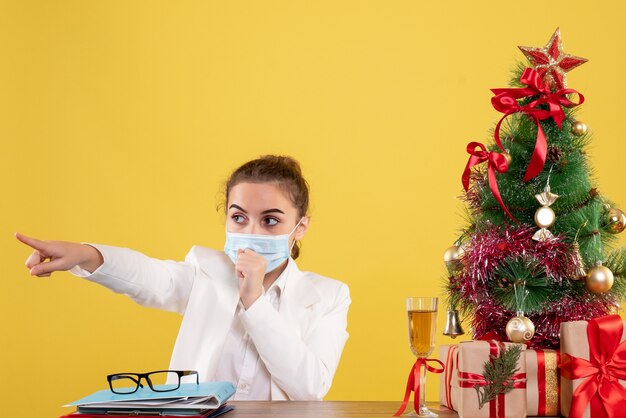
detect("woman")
[15,155,350,401]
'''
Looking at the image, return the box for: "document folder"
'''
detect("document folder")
[64,382,235,416]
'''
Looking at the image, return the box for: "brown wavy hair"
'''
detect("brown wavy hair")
[224,155,310,259]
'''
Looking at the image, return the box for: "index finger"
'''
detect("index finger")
[15,232,48,251]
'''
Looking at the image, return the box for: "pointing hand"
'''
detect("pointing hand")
[15,232,103,277]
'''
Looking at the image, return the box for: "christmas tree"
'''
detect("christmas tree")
[445,29,626,349]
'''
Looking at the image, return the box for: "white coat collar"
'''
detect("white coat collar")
[265,259,289,297]
[279,258,321,310]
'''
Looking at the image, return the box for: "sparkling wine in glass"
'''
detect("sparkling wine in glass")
[406,297,438,417]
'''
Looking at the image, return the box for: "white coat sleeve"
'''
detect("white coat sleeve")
[68,243,196,314]
[238,282,350,400]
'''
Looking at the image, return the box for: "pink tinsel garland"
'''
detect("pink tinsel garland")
[451,224,614,348]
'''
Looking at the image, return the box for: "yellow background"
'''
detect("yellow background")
[2,1,626,417]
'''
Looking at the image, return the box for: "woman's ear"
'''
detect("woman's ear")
[293,216,310,241]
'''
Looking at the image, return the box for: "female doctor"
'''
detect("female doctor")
[15,155,350,401]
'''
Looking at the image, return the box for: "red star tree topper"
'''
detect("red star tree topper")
[518,28,588,90]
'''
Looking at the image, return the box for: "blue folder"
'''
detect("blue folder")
[65,382,236,414]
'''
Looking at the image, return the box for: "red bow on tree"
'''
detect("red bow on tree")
[491,67,584,182]
[560,315,626,418]
[462,142,516,221]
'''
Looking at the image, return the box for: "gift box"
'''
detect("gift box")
[439,344,460,411]
[454,340,527,418]
[525,349,560,416]
[560,315,626,418]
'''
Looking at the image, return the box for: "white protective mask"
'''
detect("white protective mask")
[224,218,304,273]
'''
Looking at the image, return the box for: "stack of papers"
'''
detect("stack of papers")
[62,382,236,417]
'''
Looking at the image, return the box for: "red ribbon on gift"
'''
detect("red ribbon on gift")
[536,349,547,416]
[491,67,584,182]
[533,349,561,416]
[393,357,445,416]
[462,141,516,221]
[443,345,459,410]
[560,315,626,418]
[457,341,527,418]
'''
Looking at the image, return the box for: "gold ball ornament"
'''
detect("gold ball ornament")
[585,263,614,293]
[443,244,464,267]
[505,314,535,343]
[534,206,556,228]
[571,121,588,136]
[502,152,512,166]
[606,207,626,234]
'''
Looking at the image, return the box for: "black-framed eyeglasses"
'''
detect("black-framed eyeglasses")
[107,370,199,394]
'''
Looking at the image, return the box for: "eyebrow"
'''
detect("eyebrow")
[262,208,285,215]
[229,204,285,215]
[229,204,247,213]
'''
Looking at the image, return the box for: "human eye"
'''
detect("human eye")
[263,217,279,226]
[232,214,246,224]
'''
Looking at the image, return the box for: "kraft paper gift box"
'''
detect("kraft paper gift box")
[525,349,560,416]
[454,340,527,418]
[560,315,626,418]
[439,344,460,411]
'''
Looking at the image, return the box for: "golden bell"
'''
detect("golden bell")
[443,309,465,338]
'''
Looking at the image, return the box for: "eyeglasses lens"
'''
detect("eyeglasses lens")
[148,371,181,391]
[110,375,140,394]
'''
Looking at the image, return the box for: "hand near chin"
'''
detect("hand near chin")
[235,249,266,309]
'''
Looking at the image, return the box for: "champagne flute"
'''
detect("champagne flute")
[406,297,438,417]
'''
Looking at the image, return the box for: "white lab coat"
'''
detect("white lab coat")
[70,244,351,400]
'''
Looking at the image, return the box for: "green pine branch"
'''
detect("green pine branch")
[475,344,523,409]
[605,248,626,300]
[491,257,549,312]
